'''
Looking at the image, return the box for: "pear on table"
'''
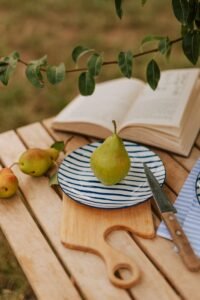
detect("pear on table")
[0,168,19,198]
[90,120,130,185]
[0,142,64,199]
[19,143,62,177]
[19,149,52,177]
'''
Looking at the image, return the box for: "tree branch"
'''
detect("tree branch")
[18,37,183,73]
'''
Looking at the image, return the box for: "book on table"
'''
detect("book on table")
[52,68,200,156]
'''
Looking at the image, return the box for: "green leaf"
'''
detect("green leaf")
[0,62,9,74]
[181,24,188,36]
[72,46,94,63]
[87,53,103,76]
[47,63,65,85]
[172,0,189,25]
[115,0,123,19]
[0,51,20,85]
[195,2,200,21]
[79,72,95,96]
[158,37,171,56]
[141,35,164,47]
[1,68,11,85]
[187,0,197,25]
[182,30,199,64]
[25,55,47,88]
[195,19,200,29]
[118,51,133,78]
[25,64,44,88]
[51,141,65,151]
[29,55,47,67]
[0,61,9,67]
[146,59,160,90]
[49,172,58,186]
[195,2,200,28]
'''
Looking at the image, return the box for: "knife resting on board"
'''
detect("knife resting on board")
[144,163,200,272]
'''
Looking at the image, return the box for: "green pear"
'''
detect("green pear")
[90,121,130,185]
[0,168,19,198]
[19,148,52,177]
[45,148,59,163]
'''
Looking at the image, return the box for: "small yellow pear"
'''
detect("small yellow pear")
[19,148,52,177]
[0,168,19,198]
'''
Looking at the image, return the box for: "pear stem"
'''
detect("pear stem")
[9,162,19,169]
[112,120,117,134]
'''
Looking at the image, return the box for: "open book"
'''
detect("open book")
[52,68,200,156]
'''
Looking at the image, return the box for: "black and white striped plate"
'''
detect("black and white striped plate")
[58,141,166,209]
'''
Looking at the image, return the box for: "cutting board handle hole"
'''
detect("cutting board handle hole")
[113,264,133,280]
[109,262,140,287]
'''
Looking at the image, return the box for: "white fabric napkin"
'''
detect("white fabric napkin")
[157,159,200,257]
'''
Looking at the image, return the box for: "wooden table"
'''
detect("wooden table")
[0,118,199,300]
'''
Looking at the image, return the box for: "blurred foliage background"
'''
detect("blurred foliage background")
[0,0,193,133]
[0,0,194,298]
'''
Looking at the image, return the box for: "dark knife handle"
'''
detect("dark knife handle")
[162,211,200,272]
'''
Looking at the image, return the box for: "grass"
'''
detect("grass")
[0,0,195,298]
[0,230,36,299]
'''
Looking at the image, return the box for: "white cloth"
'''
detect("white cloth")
[157,159,200,257]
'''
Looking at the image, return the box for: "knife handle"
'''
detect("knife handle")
[162,212,200,272]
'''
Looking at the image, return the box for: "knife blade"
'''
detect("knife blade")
[144,163,200,272]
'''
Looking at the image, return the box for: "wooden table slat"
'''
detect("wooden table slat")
[1,128,132,300]
[42,118,73,143]
[0,120,199,300]
[0,167,81,300]
[154,150,188,195]
[195,132,200,149]
[16,122,181,300]
[172,147,200,172]
[134,234,200,300]
[44,120,200,300]
[41,121,181,300]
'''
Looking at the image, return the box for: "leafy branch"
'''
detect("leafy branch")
[0,0,200,95]
[17,36,182,72]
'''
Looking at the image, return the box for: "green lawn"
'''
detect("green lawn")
[0,0,194,298]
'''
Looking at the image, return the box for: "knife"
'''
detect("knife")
[144,163,200,272]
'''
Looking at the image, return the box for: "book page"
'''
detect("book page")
[53,78,144,131]
[122,69,199,128]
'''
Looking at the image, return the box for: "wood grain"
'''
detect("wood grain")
[172,147,200,172]
[6,127,133,300]
[7,120,200,300]
[195,132,200,149]
[129,150,200,300]
[135,234,200,300]
[61,194,155,288]
[43,121,180,299]
[154,150,188,194]
[42,118,73,143]
[0,164,81,300]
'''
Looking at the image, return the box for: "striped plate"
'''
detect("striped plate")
[58,141,166,209]
[196,172,200,205]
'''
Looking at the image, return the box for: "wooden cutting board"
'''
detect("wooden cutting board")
[60,194,155,289]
